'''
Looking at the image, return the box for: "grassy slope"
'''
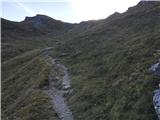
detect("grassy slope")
[51,2,160,120]
[1,33,59,62]
[1,15,74,62]
[1,15,68,120]
[2,49,59,120]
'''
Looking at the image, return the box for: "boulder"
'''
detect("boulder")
[153,89,160,120]
[149,62,160,77]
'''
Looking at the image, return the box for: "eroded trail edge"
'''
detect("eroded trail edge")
[43,48,74,120]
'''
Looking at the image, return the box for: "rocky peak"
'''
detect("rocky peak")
[149,61,160,77]
[127,1,160,13]
[24,14,49,27]
[24,14,48,21]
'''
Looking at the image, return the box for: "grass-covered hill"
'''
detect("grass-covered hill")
[2,1,160,120]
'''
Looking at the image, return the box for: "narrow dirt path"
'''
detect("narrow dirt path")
[43,48,74,120]
[56,62,71,89]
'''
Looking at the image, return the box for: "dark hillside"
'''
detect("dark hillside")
[1,15,74,61]
[1,14,99,61]
[1,15,74,36]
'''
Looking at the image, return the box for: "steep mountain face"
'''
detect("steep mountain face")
[2,1,160,120]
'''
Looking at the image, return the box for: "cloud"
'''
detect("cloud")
[2,0,72,2]
[14,0,35,16]
[37,8,47,14]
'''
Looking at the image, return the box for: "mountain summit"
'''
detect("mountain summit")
[23,14,55,28]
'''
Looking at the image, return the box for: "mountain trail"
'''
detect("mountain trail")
[43,48,74,120]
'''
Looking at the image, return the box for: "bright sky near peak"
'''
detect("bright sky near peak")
[1,0,140,23]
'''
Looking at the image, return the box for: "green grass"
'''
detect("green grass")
[2,49,59,120]
[50,4,160,119]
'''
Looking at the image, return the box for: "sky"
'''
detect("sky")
[1,0,140,23]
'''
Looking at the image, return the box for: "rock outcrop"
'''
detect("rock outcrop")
[151,61,160,120]
[149,62,160,77]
